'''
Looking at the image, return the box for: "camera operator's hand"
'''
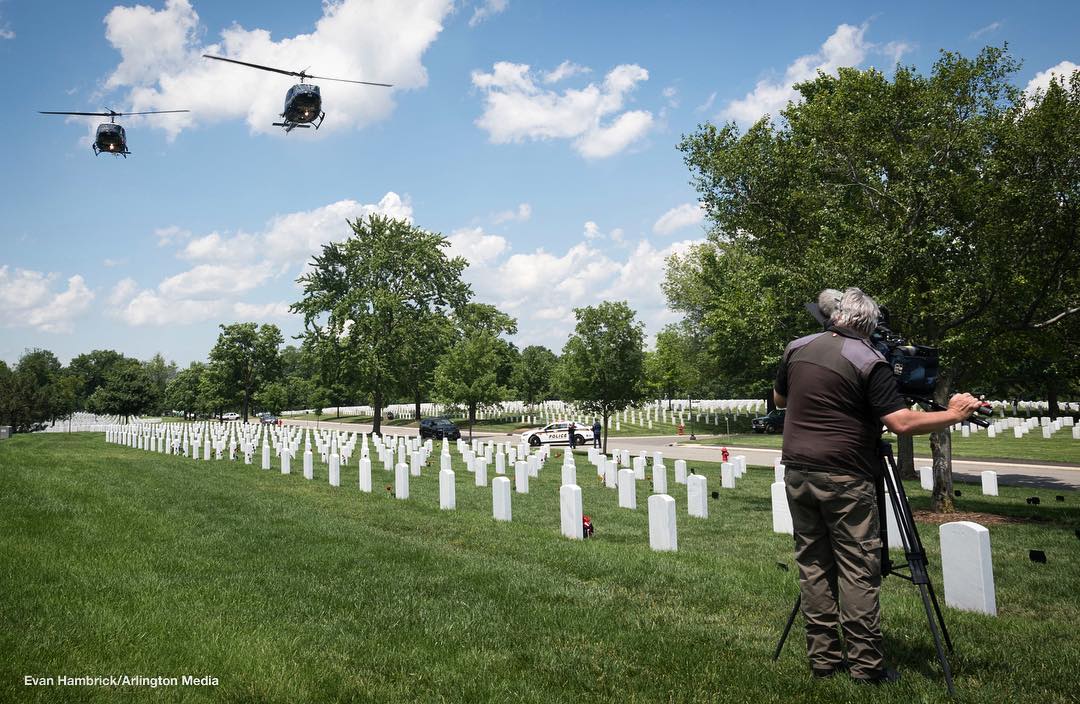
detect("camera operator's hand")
[948,393,983,421]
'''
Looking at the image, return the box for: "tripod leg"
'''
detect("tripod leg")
[925,580,954,652]
[919,583,956,695]
[773,595,801,661]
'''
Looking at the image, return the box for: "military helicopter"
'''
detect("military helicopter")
[202,54,392,133]
[38,108,190,156]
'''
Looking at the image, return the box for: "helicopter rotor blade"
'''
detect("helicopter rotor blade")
[39,111,113,116]
[121,110,191,116]
[203,54,301,78]
[305,74,393,87]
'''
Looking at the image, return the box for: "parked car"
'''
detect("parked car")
[751,409,785,434]
[222,412,241,421]
[520,420,588,447]
[257,412,279,425]
[419,417,461,440]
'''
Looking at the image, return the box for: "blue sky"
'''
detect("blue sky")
[1,0,1077,366]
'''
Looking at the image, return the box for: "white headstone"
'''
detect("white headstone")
[919,466,933,491]
[633,456,646,480]
[721,463,735,489]
[492,477,512,521]
[261,443,271,470]
[652,465,668,495]
[281,450,291,475]
[648,495,678,552]
[440,469,456,510]
[514,460,528,493]
[560,484,583,539]
[329,454,340,487]
[561,464,577,487]
[687,474,708,519]
[980,470,999,496]
[674,459,687,484]
[395,462,409,500]
[475,457,488,487]
[774,463,785,483]
[604,459,618,489]
[770,482,793,534]
[939,521,996,616]
[618,469,637,509]
[883,491,903,548]
[359,457,372,492]
[303,450,314,480]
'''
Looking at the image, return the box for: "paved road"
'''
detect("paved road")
[287,419,1080,490]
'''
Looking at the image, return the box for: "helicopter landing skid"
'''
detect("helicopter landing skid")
[92,144,129,157]
[273,111,325,133]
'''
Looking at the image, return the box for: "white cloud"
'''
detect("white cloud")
[492,202,532,224]
[583,221,601,240]
[101,0,453,138]
[1025,61,1080,97]
[543,60,590,84]
[155,225,190,247]
[0,267,93,333]
[472,61,655,159]
[447,227,509,266]
[115,192,411,328]
[108,277,139,306]
[102,258,126,268]
[469,0,508,27]
[721,22,909,125]
[653,202,705,236]
[453,231,705,350]
[232,301,293,320]
[695,91,716,114]
[970,21,1002,40]
[662,85,679,108]
[158,262,274,298]
[116,290,223,326]
[0,26,13,40]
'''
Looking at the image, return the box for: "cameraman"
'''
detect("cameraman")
[773,287,982,685]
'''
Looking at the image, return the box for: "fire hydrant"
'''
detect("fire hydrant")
[721,447,730,463]
[677,423,685,436]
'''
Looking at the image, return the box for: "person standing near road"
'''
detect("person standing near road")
[592,420,602,448]
[774,287,983,685]
[568,422,577,449]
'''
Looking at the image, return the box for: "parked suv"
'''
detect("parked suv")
[751,409,785,434]
[419,417,461,440]
[222,412,241,421]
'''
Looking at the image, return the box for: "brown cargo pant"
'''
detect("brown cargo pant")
[785,467,884,678]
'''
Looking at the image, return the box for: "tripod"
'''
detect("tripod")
[772,442,956,695]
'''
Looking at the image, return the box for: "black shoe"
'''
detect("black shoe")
[852,667,901,685]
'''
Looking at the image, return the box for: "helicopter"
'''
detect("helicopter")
[38,108,190,156]
[202,54,392,133]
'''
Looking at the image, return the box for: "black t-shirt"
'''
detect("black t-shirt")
[775,327,908,478]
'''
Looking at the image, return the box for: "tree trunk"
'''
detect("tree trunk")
[469,402,476,441]
[1048,385,1059,420]
[930,375,955,512]
[896,434,915,480]
[413,389,422,425]
[242,390,249,422]
[372,388,383,436]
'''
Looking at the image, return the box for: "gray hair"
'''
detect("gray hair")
[817,288,843,320]
[830,287,881,336]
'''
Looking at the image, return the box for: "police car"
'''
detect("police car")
[520,420,591,447]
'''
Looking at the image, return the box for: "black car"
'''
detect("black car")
[419,417,461,440]
[751,409,785,434]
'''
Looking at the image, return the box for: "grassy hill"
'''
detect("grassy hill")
[1,434,1077,702]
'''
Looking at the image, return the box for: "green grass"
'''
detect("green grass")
[2,434,1079,703]
[682,432,1080,464]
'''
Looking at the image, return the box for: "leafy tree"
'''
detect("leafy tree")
[86,359,157,421]
[286,377,317,412]
[196,365,229,419]
[511,345,558,407]
[292,214,470,435]
[68,349,127,408]
[253,381,289,416]
[398,313,454,422]
[558,301,646,453]
[434,303,517,439]
[164,362,205,419]
[143,353,178,414]
[208,323,283,422]
[4,349,64,431]
[675,47,1080,511]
